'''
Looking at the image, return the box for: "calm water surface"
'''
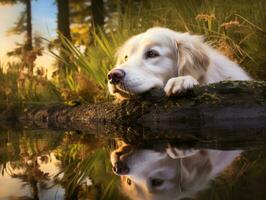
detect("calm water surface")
[0,129,266,200]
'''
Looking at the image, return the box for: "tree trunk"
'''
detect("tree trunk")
[57,0,71,39]
[56,0,71,76]
[25,0,32,51]
[91,0,104,28]
[24,0,35,76]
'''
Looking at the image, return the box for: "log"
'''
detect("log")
[18,80,266,126]
[2,80,266,148]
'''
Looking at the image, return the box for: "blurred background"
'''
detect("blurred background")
[0,0,266,104]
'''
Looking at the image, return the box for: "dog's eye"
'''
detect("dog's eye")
[150,178,164,187]
[127,178,132,185]
[124,55,128,61]
[145,50,159,59]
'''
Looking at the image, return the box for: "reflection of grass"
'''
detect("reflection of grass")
[54,132,125,200]
[58,148,122,200]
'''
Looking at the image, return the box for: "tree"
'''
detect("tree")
[55,0,72,77]
[69,0,106,46]
[56,0,71,40]
[91,0,104,28]
[25,0,33,51]
[1,0,33,51]
[69,0,91,46]
[0,0,36,75]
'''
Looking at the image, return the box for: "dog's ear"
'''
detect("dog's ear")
[177,37,210,82]
[179,150,212,193]
[166,147,199,159]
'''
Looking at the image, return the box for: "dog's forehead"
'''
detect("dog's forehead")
[122,31,174,53]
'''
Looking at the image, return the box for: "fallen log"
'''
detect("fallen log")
[17,80,266,132]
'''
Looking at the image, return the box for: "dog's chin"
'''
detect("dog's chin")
[109,85,136,100]
[109,83,146,99]
[109,82,166,100]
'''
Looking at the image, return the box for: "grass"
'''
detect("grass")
[0,62,61,104]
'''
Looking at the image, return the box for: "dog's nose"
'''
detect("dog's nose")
[107,69,125,84]
[113,161,130,175]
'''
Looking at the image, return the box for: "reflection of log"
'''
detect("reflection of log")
[17,81,266,132]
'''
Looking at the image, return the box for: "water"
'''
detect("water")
[0,128,266,200]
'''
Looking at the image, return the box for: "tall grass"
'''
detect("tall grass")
[0,61,61,105]
[53,0,266,102]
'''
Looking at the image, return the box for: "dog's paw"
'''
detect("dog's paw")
[164,76,198,96]
[166,147,199,159]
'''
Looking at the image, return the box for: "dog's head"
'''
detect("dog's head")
[110,143,240,200]
[107,27,209,100]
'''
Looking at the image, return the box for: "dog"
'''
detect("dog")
[110,143,241,200]
[107,27,251,100]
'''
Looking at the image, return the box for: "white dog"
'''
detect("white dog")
[110,143,241,200]
[108,27,251,99]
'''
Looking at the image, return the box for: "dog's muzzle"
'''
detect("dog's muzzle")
[112,144,133,175]
[113,161,130,175]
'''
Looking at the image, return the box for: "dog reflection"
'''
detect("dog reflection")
[110,143,240,200]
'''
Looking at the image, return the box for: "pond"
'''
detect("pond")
[0,128,266,200]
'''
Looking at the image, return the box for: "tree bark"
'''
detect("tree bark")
[57,0,71,39]
[56,0,72,76]
[25,0,32,51]
[91,0,104,28]
[17,80,266,130]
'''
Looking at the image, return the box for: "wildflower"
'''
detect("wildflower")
[196,14,216,21]
[221,20,240,29]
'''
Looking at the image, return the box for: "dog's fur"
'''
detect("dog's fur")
[108,27,251,99]
[111,143,241,200]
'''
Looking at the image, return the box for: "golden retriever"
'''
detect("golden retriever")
[108,27,251,100]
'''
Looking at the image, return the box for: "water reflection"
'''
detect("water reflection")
[0,153,64,200]
[0,129,123,200]
[110,143,241,200]
[1,129,266,200]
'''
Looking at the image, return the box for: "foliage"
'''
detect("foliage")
[0,61,61,103]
